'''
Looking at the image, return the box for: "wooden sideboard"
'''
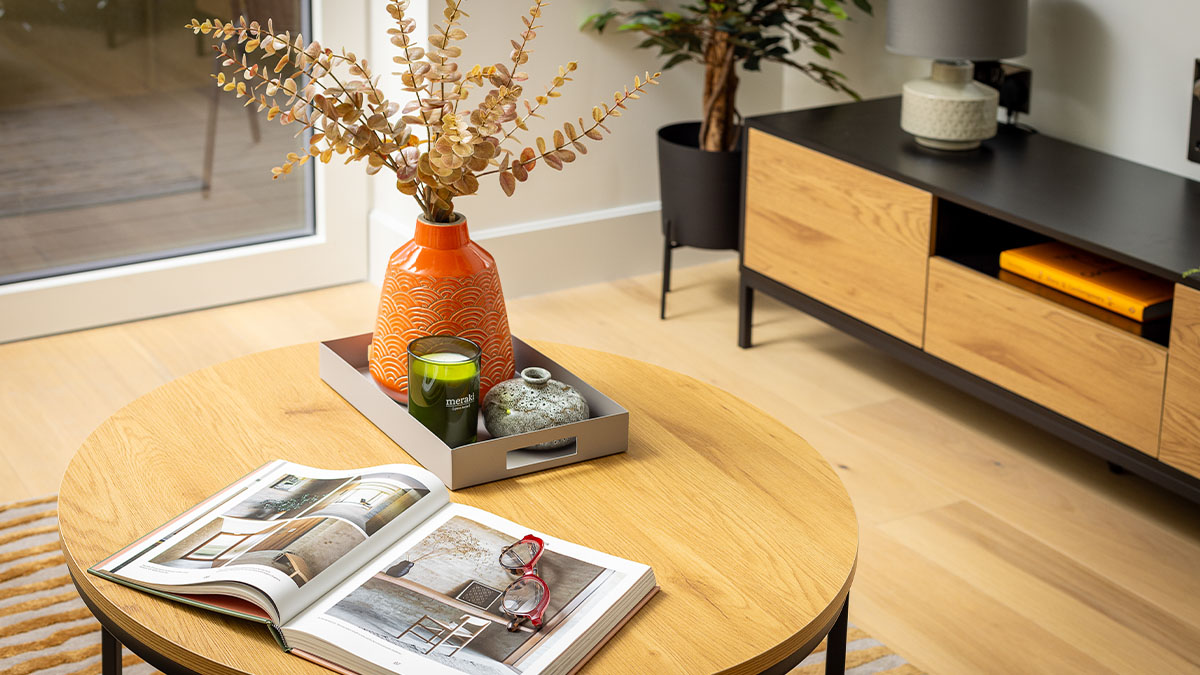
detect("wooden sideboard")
[739,97,1200,502]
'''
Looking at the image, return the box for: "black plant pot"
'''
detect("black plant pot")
[656,121,743,319]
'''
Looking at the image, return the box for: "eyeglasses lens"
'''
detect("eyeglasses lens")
[502,577,544,615]
[500,541,540,569]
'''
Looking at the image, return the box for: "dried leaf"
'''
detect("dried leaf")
[512,161,528,182]
[519,147,537,171]
[499,171,516,196]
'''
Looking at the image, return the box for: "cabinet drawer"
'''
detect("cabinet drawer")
[925,257,1167,454]
[743,129,933,346]
[1160,285,1200,476]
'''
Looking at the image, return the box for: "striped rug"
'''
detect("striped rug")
[792,624,923,674]
[1,495,919,675]
[0,496,155,675]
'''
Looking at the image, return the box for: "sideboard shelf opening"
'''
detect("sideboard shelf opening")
[932,197,1173,348]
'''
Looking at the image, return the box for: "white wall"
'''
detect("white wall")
[782,1,925,110]
[786,0,1200,184]
[1018,0,1200,182]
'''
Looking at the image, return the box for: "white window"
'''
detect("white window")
[272,475,302,491]
[336,483,403,508]
[185,532,251,560]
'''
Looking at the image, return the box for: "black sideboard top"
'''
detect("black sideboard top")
[749,97,1200,287]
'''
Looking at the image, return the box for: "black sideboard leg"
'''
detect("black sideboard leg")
[738,277,754,348]
[825,595,849,674]
[1107,461,1127,475]
[102,625,123,675]
[661,220,674,320]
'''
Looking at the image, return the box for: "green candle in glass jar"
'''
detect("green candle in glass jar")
[407,336,481,448]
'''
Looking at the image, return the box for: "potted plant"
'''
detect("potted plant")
[583,1,872,317]
[190,0,660,399]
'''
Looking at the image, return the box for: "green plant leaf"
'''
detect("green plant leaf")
[663,53,693,69]
[819,0,849,20]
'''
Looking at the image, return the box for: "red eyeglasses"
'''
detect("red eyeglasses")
[499,535,550,632]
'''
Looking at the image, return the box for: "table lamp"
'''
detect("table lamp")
[887,0,1028,150]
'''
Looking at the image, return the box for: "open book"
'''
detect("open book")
[91,461,657,675]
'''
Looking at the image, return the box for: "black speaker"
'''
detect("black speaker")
[1188,59,1200,164]
[974,61,1031,116]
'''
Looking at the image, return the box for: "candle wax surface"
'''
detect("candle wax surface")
[413,352,478,383]
[420,352,471,363]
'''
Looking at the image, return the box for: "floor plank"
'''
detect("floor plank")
[854,524,1119,675]
[880,501,1200,673]
[0,282,378,498]
[828,398,1200,631]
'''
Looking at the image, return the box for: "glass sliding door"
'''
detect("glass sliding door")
[0,0,368,342]
[0,0,311,284]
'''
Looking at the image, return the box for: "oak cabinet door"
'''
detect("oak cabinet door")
[743,129,933,346]
[1160,285,1200,475]
[925,257,1167,454]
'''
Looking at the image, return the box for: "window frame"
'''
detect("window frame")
[183,531,253,561]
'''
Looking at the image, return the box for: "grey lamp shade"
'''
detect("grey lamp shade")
[887,0,1028,60]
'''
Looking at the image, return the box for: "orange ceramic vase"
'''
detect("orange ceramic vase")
[369,214,516,402]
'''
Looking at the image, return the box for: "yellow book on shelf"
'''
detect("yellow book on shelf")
[998,242,1174,322]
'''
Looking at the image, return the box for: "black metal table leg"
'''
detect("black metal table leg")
[738,276,754,348]
[661,220,674,320]
[825,595,849,674]
[102,625,123,675]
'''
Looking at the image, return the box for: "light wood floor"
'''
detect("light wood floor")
[3,261,1199,674]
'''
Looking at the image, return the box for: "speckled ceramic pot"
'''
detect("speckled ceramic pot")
[482,367,590,450]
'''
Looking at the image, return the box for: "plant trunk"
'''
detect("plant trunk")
[700,31,739,153]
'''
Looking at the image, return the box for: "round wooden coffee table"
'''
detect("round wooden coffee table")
[60,342,858,675]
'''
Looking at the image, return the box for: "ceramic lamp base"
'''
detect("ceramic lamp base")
[900,60,998,151]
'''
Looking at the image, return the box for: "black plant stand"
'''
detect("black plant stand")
[656,122,742,319]
[661,220,681,320]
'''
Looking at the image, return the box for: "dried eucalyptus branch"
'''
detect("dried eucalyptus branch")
[485,72,661,198]
[189,0,660,223]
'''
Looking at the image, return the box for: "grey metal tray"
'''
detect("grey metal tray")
[319,334,629,490]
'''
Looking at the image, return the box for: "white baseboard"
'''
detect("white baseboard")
[368,204,736,298]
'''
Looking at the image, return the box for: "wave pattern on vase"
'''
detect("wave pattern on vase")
[369,215,516,401]
[372,268,515,399]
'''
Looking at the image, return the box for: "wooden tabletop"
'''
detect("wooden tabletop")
[59,342,858,675]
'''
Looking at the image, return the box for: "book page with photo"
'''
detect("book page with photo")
[283,504,655,675]
[95,460,450,624]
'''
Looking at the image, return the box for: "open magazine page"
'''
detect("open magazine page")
[94,460,449,624]
[284,504,650,675]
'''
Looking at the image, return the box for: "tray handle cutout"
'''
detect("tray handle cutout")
[506,441,579,470]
